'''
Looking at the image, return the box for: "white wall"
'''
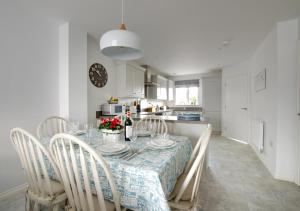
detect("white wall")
[275,19,299,181]
[250,27,278,176]
[222,18,300,182]
[59,23,88,123]
[87,35,117,125]
[0,1,60,192]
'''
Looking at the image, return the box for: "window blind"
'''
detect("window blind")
[175,79,199,87]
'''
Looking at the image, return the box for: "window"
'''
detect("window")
[175,80,199,105]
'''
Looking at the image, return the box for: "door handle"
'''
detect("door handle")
[241,108,248,110]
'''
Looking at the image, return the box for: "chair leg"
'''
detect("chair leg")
[53,205,58,211]
[53,203,65,211]
[190,204,202,211]
[33,201,40,211]
[25,193,33,211]
[25,195,30,211]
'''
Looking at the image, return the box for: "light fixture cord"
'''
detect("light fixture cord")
[122,0,124,24]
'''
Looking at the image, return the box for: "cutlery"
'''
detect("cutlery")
[126,147,148,161]
[120,147,137,159]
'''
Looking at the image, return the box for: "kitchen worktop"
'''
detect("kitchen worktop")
[131,114,208,124]
[138,110,172,115]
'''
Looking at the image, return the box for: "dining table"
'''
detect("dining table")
[42,128,193,211]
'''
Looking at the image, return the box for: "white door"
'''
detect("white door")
[223,74,249,142]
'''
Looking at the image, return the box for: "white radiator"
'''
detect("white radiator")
[252,120,264,153]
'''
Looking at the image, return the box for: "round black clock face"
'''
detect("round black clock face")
[89,63,108,88]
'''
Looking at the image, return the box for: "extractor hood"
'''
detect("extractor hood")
[142,65,159,86]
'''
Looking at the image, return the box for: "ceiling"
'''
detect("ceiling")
[22,0,300,75]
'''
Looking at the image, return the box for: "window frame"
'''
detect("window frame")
[175,86,199,106]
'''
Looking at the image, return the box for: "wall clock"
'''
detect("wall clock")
[89,63,108,88]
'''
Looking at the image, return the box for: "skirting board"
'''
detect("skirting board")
[0,183,27,199]
[212,131,221,135]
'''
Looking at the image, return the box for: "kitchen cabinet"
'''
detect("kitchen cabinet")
[202,76,221,133]
[146,75,168,100]
[134,66,145,97]
[116,63,145,98]
[156,75,168,100]
[168,80,174,101]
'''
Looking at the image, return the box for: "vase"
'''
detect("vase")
[101,129,123,142]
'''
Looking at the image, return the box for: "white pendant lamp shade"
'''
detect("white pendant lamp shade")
[100,29,143,60]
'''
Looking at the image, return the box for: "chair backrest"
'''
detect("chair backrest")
[10,128,61,197]
[174,124,212,203]
[37,116,67,139]
[136,115,168,135]
[50,134,121,211]
[184,124,211,173]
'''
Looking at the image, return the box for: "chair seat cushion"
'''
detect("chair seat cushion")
[169,172,195,201]
[28,179,65,196]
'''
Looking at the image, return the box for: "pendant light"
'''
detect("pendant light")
[100,0,143,60]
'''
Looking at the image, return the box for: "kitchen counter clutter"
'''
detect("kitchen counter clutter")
[131,114,208,124]
[98,112,209,146]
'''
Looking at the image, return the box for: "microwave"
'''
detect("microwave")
[101,104,124,115]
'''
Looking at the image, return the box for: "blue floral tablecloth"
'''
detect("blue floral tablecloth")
[43,129,192,211]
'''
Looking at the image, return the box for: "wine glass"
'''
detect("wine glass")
[149,122,156,139]
[67,121,79,134]
[131,126,138,142]
[84,123,94,144]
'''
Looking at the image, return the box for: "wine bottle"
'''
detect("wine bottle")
[124,112,132,141]
[136,100,141,113]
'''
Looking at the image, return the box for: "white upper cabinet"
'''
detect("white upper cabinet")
[156,75,168,100]
[116,63,145,98]
[168,80,174,101]
[134,66,145,97]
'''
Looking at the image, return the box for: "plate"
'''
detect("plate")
[100,146,130,156]
[147,142,176,149]
[70,130,86,135]
[136,130,151,137]
[148,139,176,149]
[97,143,127,154]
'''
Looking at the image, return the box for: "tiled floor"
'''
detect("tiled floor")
[1,136,300,211]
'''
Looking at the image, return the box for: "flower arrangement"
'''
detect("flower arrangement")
[99,117,124,131]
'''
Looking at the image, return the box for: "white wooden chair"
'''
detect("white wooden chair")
[184,124,212,174]
[50,133,122,211]
[10,128,67,211]
[136,115,168,135]
[168,124,212,210]
[37,116,68,139]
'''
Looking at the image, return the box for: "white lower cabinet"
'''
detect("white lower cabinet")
[116,63,145,98]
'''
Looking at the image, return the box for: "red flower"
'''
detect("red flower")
[99,116,124,130]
